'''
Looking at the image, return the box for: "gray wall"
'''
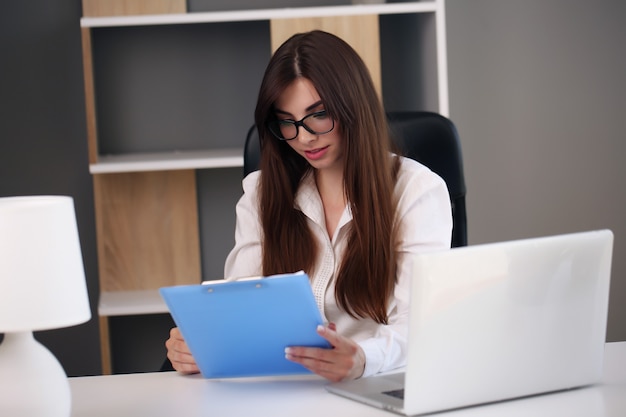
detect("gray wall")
[0,1,102,375]
[446,0,626,341]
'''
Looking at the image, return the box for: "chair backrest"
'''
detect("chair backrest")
[386,111,467,247]
[243,111,467,247]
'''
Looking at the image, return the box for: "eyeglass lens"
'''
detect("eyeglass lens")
[269,111,334,140]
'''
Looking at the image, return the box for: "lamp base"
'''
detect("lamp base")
[0,331,71,417]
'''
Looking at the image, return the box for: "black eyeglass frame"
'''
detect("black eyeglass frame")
[267,110,335,141]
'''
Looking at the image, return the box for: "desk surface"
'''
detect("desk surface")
[70,342,626,417]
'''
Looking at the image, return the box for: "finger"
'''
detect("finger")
[173,360,200,375]
[288,353,352,382]
[166,327,200,374]
[286,336,356,366]
[170,327,186,342]
[317,326,359,356]
[285,346,334,364]
[285,345,356,375]
[168,327,193,353]
[167,348,200,374]
[286,326,365,381]
[167,345,195,362]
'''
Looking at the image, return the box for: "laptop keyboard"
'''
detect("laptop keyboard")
[383,389,405,400]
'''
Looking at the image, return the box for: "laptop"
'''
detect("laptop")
[160,271,330,378]
[326,229,613,415]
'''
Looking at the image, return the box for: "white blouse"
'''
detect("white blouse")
[224,156,452,377]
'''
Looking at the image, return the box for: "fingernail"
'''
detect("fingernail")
[317,325,325,333]
[285,347,292,354]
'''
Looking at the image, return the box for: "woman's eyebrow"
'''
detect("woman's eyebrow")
[305,100,324,112]
[274,100,324,117]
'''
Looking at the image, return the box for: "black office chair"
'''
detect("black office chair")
[386,111,467,247]
[244,111,467,247]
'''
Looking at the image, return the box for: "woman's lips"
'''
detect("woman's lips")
[304,146,329,161]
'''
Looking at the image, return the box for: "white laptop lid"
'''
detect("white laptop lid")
[326,230,613,416]
[404,229,613,414]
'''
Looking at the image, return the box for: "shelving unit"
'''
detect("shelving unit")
[80,0,448,374]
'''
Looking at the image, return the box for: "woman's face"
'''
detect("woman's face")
[273,78,344,173]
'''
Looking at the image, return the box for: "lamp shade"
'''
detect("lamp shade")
[0,195,91,331]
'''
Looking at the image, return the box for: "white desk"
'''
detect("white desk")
[70,342,626,417]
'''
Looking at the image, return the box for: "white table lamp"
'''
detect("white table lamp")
[0,196,91,417]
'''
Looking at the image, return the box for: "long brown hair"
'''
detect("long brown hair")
[254,30,400,324]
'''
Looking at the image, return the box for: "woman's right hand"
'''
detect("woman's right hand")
[165,327,200,374]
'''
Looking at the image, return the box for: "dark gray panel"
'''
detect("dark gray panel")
[380,13,438,112]
[109,313,175,374]
[92,21,271,155]
[196,168,243,280]
[189,0,347,12]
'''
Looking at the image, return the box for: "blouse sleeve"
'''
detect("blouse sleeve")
[359,158,453,377]
[223,171,264,279]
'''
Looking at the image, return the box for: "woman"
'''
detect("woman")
[166,30,452,382]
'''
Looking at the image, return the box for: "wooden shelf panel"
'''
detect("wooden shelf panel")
[90,148,244,174]
[93,169,202,292]
[81,2,438,28]
[82,0,186,18]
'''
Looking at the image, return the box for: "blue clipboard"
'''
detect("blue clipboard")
[159,272,330,378]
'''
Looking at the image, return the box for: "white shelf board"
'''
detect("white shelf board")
[90,148,243,174]
[81,2,438,28]
[99,289,169,316]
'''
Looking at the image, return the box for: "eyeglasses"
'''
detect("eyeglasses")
[268,110,335,141]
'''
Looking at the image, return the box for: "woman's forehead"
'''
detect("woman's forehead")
[274,78,323,115]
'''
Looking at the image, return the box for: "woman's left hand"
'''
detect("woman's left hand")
[285,323,365,382]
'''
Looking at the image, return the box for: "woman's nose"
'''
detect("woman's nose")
[296,126,317,144]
